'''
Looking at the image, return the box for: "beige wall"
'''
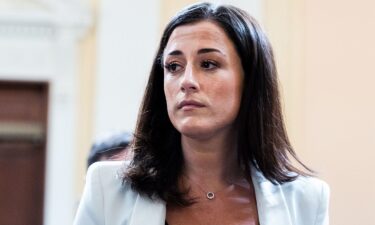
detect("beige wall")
[160,0,198,29]
[304,1,375,224]
[263,0,307,154]
[265,0,375,224]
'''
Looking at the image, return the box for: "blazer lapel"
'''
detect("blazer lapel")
[129,194,166,225]
[251,167,293,225]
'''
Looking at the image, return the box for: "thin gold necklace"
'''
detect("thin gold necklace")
[183,174,233,200]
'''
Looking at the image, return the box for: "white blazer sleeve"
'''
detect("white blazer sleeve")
[314,181,330,225]
[74,163,105,225]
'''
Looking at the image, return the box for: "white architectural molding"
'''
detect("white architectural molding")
[0,1,91,224]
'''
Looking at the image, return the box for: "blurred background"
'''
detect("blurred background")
[0,0,374,224]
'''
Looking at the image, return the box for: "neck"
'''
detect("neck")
[181,131,243,189]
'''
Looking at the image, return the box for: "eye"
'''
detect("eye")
[201,60,219,70]
[164,62,183,73]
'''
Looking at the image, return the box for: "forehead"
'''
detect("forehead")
[164,21,235,55]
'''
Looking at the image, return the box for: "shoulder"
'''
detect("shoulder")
[74,161,138,225]
[280,176,330,224]
[87,160,128,183]
[252,167,329,200]
[280,175,330,199]
[254,171,330,207]
[252,167,330,225]
[86,160,138,202]
[87,160,129,174]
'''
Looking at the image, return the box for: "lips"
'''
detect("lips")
[177,100,205,109]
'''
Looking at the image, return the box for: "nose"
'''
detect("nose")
[180,65,199,93]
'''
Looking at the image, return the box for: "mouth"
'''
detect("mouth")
[177,99,205,110]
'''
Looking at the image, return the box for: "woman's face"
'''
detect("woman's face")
[163,21,244,140]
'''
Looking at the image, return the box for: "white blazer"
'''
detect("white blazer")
[74,161,329,225]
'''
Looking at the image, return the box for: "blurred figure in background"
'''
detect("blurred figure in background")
[87,131,132,168]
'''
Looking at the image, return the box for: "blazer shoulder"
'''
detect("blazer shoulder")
[87,160,130,177]
[280,176,330,225]
[283,175,329,191]
[75,161,138,225]
[87,160,135,196]
[280,175,329,204]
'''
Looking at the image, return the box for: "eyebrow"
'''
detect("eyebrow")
[197,48,223,55]
[166,48,225,56]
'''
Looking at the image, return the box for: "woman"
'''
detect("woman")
[74,3,329,225]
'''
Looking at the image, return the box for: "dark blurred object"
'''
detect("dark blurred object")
[87,131,132,168]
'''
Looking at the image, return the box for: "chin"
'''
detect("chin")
[171,116,233,140]
[176,123,216,140]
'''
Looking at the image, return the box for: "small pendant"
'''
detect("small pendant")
[206,192,215,200]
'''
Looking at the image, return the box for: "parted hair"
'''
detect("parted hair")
[124,2,311,206]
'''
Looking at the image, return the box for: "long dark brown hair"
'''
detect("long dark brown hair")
[124,2,311,205]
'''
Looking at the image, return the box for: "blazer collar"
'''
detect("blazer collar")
[129,167,292,225]
[251,166,293,225]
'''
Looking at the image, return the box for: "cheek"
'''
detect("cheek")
[218,86,241,108]
[164,79,177,114]
[212,77,243,115]
[164,76,171,99]
[216,70,242,94]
